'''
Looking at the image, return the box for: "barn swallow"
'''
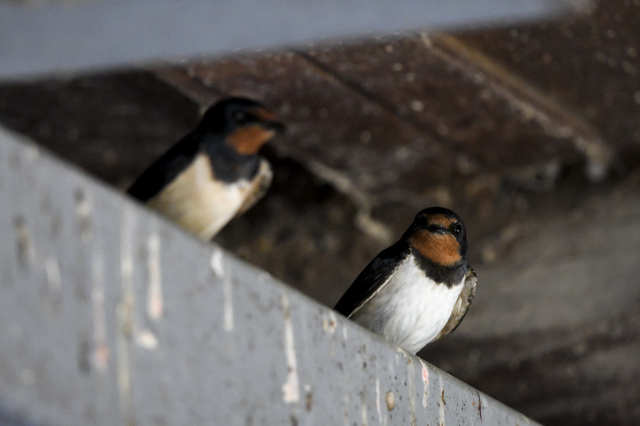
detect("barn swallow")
[334,207,477,354]
[127,97,285,241]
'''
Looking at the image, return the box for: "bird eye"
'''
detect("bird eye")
[452,223,463,236]
[233,111,246,121]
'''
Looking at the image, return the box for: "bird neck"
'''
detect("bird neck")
[201,136,262,184]
[410,246,466,289]
[225,126,275,155]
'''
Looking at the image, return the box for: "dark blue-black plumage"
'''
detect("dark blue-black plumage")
[334,207,469,317]
[127,97,283,202]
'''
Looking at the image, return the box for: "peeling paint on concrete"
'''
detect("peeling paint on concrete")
[420,360,429,408]
[475,390,483,422]
[146,234,163,321]
[385,391,395,411]
[361,398,368,426]
[44,257,61,291]
[281,291,299,404]
[135,329,158,350]
[92,250,109,373]
[222,275,234,332]
[322,311,337,334]
[406,357,417,426]
[210,250,224,278]
[211,250,233,331]
[75,189,92,243]
[117,208,135,424]
[343,392,350,426]
[14,215,34,266]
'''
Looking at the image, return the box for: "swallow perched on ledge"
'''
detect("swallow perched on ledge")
[334,207,477,354]
[128,97,285,241]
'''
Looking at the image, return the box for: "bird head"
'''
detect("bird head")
[198,97,286,155]
[405,207,467,267]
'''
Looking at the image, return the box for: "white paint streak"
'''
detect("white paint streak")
[361,401,368,426]
[420,360,430,407]
[326,311,338,358]
[406,357,417,426]
[146,234,163,321]
[342,325,348,341]
[14,218,34,264]
[92,251,109,372]
[44,257,61,291]
[75,191,93,243]
[281,292,299,403]
[212,251,234,332]
[117,209,135,422]
[210,250,224,278]
[211,251,233,331]
[136,329,159,350]
[222,276,234,332]
[75,192,91,217]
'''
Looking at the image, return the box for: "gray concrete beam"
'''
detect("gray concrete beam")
[0,0,584,81]
[0,125,540,425]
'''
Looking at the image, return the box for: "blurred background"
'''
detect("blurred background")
[1,0,639,425]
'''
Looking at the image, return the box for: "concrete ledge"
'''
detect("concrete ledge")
[0,0,583,80]
[0,125,540,425]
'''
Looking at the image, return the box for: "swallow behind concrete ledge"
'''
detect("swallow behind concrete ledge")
[334,207,477,354]
[128,97,285,240]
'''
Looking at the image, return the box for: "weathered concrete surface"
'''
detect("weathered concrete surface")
[0,125,539,426]
[457,0,640,170]
[0,0,581,80]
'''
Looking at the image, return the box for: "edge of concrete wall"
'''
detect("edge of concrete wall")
[0,125,541,425]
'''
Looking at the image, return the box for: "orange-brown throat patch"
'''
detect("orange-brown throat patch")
[226,125,276,155]
[410,229,461,267]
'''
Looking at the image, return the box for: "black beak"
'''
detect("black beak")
[426,225,448,235]
[263,120,286,134]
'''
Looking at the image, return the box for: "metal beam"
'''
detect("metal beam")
[0,125,540,425]
[0,0,584,81]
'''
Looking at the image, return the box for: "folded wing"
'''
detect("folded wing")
[334,241,411,318]
[433,266,477,341]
